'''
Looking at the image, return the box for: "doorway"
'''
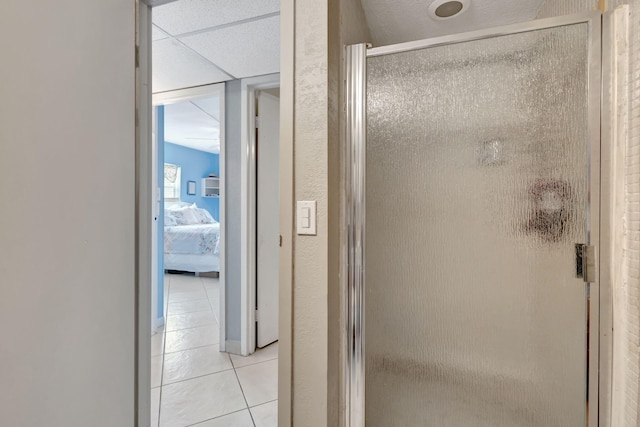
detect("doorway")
[151,84,230,426]
[142,1,284,424]
[345,12,604,426]
[240,76,282,356]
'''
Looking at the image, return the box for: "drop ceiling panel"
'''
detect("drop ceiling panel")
[180,15,280,79]
[153,38,232,93]
[191,97,220,122]
[153,0,280,36]
[164,97,220,153]
[152,24,169,41]
[361,0,545,46]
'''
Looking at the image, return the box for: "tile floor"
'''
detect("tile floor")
[151,273,278,427]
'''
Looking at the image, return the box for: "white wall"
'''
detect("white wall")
[0,1,137,425]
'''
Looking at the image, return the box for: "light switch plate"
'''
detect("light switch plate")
[297,201,317,235]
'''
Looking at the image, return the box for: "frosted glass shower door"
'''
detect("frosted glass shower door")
[353,16,600,427]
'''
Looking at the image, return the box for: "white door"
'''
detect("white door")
[256,91,280,348]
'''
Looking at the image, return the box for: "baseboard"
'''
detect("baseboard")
[152,316,164,334]
[225,340,242,355]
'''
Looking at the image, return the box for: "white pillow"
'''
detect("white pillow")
[194,208,216,224]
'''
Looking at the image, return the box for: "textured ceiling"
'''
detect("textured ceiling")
[153,0,279,154]
[164,96,221,153]
[152,0,280,94]
[361,0,546,46]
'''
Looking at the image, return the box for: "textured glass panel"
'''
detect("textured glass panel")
[365,23,590,426]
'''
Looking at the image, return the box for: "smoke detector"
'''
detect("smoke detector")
[428,0,470,20]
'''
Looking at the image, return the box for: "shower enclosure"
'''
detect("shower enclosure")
[345,12,603,427]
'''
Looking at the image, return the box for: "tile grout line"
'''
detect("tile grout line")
[248,398,278,409]
[156,275,170,427]
[164,320,217,334]
[163,340,222,355]
[183,407,252,427]
[159,275,279,426]
[231,356,279,370]
[162,366,235,387]
[232,363,258,427]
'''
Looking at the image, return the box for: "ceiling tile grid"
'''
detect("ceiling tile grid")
[153,0,280,36]
[152,38,233,93]
[152,0,280,94]
[180,15,280,79]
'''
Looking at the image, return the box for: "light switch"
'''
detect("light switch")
[297,201,317,235]
[301,207,311,228]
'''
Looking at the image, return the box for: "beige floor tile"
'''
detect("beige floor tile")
[151,355,163,388]
[166,311,216,332]
[230,342,278,368]
[159,371,246,427]
[163,345,233,385]
[167,273,201,286]
[167,299,211,315]
[151,332,164,357]
[168,289,208,303]
[235,359,278,407]
[190,409,254,427]
[250,400,278,427]
[150,387,160,427]
[165,324,219,353]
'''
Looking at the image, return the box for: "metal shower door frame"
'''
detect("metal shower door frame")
[344,11,607,427]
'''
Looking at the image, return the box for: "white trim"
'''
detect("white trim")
[136,2,153,426]
[151,106,163,333]
[151,82,227,352]
[218,87,227,352]
[602,7,628,427]
[278,1,294,423]
[240,73,280,356]
[152,84,226,105]
[225,340,242,355]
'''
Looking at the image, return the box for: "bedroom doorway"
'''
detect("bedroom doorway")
[151,84,226,342]
[138,1,287,425]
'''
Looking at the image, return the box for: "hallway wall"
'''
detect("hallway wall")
[0,0,136,425]
[288,0,371,425]
[537,2,640,426]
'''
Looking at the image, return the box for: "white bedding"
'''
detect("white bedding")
[163,204,220,273]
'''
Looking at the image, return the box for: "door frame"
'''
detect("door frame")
[344,11,610,427]
[240,73,281,356]
[137,2,295,426]
[152,83,227,352]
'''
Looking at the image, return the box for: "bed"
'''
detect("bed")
[164,203,220,273]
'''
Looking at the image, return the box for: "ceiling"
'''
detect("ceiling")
[152,0,280,93]
[152,0,546,93]
[153,0,546,154]
[361,0,547,46]
[153,0,279,154]
[163,96,220,153]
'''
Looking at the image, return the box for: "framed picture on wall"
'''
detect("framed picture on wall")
[187,181,196,195]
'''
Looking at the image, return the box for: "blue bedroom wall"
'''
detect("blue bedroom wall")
[164,142,220,221]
